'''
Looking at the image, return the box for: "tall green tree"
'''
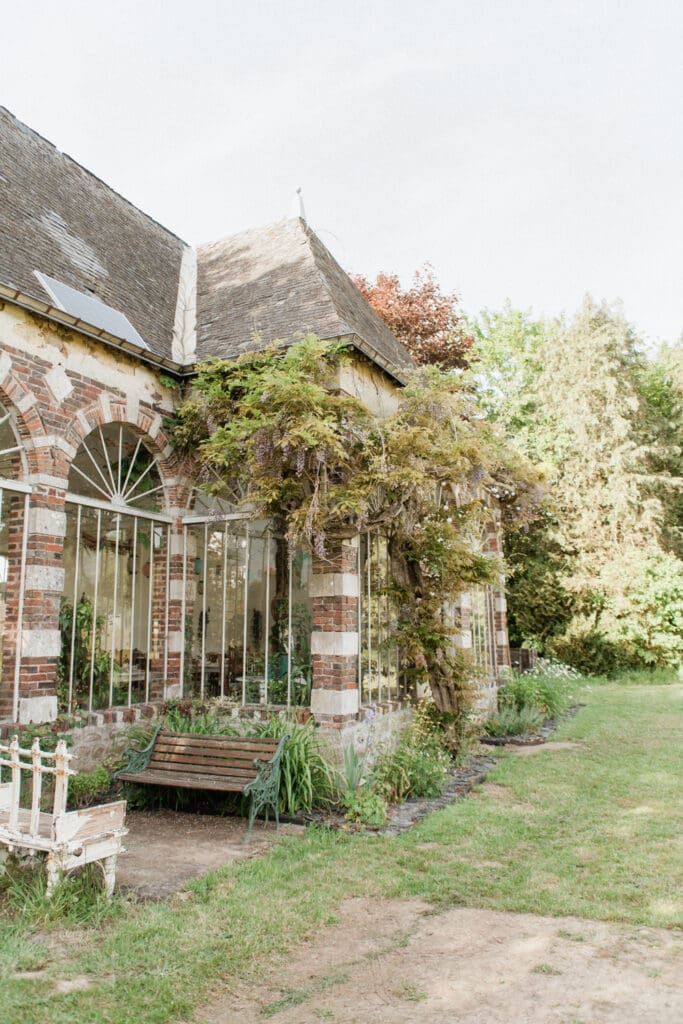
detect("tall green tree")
[473,297,683,672]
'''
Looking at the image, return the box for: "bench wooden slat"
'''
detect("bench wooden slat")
[116,769,247,792]
[159,733,279,752]
[152,743,271,760]
[147,759,257,779]
[149,750,265,768]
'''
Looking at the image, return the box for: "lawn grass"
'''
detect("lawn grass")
[1,677,681,1023]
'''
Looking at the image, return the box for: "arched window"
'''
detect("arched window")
[67,423,163,512]
[0,400,25,482]
[61,425,171,712]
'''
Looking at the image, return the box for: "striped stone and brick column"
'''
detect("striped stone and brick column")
[309,537,360,727]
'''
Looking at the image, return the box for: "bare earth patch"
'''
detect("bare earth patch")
[197,899,683,1023]
[117,811,303,899]
[509,741,581,756]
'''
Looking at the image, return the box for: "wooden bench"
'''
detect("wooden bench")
[115,728,288,839]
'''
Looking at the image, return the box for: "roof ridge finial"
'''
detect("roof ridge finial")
[289,187,306,223]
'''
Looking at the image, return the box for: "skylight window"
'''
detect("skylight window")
[34,271,149,350]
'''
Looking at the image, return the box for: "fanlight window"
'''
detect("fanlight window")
[0,402,23,481]
[67,424,163,512]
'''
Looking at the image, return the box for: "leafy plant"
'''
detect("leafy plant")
[343,789,387,827]
[68,761,117,808]
[373,725,450,803]
[58,595,111,711]
[161,702,238,736]
[248,717,336,815]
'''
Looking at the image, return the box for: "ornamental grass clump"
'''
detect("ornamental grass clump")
[248,717,337,816]
[484,703,543,738]
[338,740,388,827]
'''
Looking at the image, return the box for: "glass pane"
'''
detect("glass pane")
[359,532,401,704]
[0,403,22,481]
[62,503,168,710]
[244,528,271,703]
[289,549,312,707]
[470,586,495,677]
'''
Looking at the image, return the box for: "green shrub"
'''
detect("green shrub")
[343,789,387,827]
[549,629,636,677]
[500,673,572,719]
[373,726,450,804]
[161,702,238,735]
[68,762,116,808]
[484,704,543,737]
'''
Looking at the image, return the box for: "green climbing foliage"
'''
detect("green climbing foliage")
[172,336,543,712]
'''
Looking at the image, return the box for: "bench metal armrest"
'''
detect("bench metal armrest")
[243,734,289,809]
[114,725,163,780]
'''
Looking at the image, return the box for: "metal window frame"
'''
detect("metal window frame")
[64,496,172,711]
[181,516,303,709]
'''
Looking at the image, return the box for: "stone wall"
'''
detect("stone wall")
[320,703,414,768]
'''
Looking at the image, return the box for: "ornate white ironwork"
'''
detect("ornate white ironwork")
[68,424,163,511]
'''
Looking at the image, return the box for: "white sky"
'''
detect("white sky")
[1,0,681,344]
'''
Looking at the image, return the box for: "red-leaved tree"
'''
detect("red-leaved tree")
[353,265,473,369]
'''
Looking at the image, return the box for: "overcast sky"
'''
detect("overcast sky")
[1,0,681,344]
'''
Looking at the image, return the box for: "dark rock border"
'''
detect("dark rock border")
[378,754,499,835]
[285,704,586,836]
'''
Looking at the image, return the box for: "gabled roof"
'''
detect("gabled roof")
[196,218,415,378]
[0,108,414,381]
[0,106,187,361]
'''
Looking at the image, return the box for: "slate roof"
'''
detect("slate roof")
[196,218,415,377]
[0,106,187,360]
[0,108,413,380]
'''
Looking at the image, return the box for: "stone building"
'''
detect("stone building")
[0,107,509,732]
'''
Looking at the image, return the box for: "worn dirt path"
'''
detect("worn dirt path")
[196,898,683,1023]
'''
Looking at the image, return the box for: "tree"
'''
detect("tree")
[173,336,542,713]
[473,297,683,673]
[353,266,473,369]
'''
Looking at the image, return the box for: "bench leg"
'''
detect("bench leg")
[244,799,257,845]
[102,855,118,900]
[45,853,61,899]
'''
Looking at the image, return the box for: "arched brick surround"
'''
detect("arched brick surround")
[0,333,198,723]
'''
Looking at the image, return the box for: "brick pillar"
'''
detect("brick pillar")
[16,483,67,723]
[309,537,360,727]
[0,491,27,720]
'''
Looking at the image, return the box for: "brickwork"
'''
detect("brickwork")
[0,310,193,720]
[310,538,360,726]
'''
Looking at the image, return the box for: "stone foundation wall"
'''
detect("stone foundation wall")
[320,703,414,768]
